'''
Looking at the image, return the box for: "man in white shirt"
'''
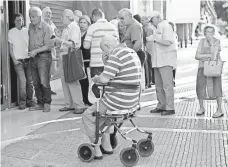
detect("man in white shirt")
[8,13,34,110]
[146,11,177,116]
[54,9,85,114]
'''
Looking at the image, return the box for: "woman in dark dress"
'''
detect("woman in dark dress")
[79,15,92,106]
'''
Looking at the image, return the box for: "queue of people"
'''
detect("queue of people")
[8,6,224,120]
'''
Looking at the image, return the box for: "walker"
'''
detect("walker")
[77,83,154,167]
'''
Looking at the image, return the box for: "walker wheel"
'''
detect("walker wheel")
[120,147,139,167]
[77,143,94,162]
[136,139,154,157]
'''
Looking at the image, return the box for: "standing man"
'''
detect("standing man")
[28,7,54,112]
[8,13,34,110]
[83,8,119,97]
[54,9,85,114]
[146,11,177,116]
[74,10,83,24]
[42,7,57,95]
[118,8,145,88]
[118,8,143,54]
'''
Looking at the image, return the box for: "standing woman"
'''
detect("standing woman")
[195,25,223,118]
[79,15,92,106]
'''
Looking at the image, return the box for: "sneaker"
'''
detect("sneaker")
[18,104,26,110]
[43,103,51,112]
[29,104,44,111]
[26,101,36,107]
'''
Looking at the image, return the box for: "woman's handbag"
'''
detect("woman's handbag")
[203,59,225,77]
[203,39,225,77]
[62,40,86,83]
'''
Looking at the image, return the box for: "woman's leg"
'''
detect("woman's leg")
[216,97,222,112]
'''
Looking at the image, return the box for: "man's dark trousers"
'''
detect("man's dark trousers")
[31,52,52,105]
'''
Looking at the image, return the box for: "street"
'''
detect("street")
[1,42,228,167]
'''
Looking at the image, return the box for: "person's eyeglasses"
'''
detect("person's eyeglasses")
[119,17,124,20]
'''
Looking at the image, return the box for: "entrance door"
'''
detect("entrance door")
[1,0,10,110]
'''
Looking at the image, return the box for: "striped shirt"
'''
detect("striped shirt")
[101,44,142,111]
[84,19,119,67]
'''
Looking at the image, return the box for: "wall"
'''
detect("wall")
[29,0,74,30]
[74,1,130,21]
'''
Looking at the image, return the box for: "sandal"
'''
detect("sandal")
[196,109,205,116]
[212,111,224,118]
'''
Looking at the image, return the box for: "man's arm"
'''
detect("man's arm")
[92,73,110,84]
[83,41,91,49]
[131,26,143,52]
[92,56,121,84]
[156,24,174,46]
[30,26,54,56]
[9,43,20,65]
[83,25,93,49]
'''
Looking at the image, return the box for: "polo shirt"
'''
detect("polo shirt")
[84,19,119,67]
[28,21,54,51]
[123,19,143,50]
[8,27,29,60]
[101,43,141,110]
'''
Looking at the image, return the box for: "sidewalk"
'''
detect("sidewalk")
[1,42,228,167]
[1,80,228,167]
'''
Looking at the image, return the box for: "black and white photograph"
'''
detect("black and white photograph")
[1,0,228,166]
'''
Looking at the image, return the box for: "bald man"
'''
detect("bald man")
[28,7,54,112]
[82,35,142,159]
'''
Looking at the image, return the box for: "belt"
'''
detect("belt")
[17,58,31,62]
[37,51,51,55]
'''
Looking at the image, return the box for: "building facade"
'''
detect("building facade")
[1,0,130,110]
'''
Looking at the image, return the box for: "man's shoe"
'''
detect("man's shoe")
[43,103,51,112]
[150,108,164,113]
[161,110,175,116]
[29,104,44,111]
[18,104,26,110]
[26,101,36,107]
[51,90,57,95]
[59,107,75,112]
[73,108,86,114]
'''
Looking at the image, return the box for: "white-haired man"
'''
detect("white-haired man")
[54,9,85,114]
[74,10,82,24]
[28,7,54,112]
[118,8,143,52]
[146,11,177,116]
[42,7,58,95]
[82,35,141,159]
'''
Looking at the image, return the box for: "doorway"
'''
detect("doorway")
[1,0,27,110]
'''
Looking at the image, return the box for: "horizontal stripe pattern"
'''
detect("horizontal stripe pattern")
[84,19,119,67]
[101,46,142,111]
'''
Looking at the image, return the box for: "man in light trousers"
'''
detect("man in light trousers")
[54,9,85,114]
[146,11,177,116]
